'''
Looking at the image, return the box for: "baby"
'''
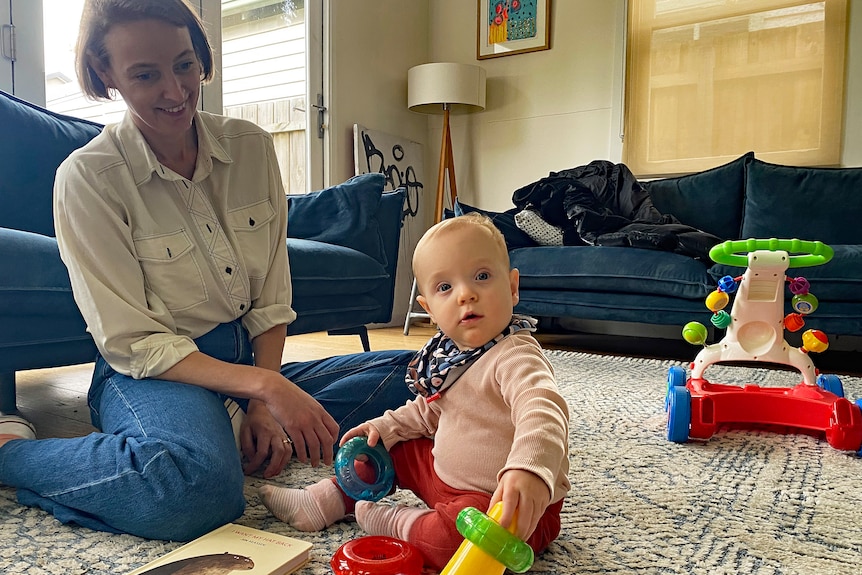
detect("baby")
[261,212,571,569]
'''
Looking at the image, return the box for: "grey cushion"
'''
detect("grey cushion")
[453,200,537,250]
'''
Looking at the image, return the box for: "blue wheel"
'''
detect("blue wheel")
[334,436,395,502]
[816,374,845,398]
[665,366,687,411]
[666,386,691,443]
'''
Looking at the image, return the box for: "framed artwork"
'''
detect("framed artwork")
[477,0,550,60]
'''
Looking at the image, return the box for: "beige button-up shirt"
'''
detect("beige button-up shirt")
[54,111,296,379]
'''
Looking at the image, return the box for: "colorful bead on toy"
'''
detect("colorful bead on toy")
[710,310,732,329]
[788,276,810,295]
[784,313,805,332]
[682,321,708,345]
[792,293,819,315]
[717,275,738,293]
[800,329,829,353]
[705,290,729,312]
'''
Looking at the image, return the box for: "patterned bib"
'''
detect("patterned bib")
[405,315,537,402]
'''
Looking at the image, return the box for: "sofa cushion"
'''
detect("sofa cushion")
[708,244,862,303]
[287,172,387,264]
[642,152,753,240]
[741,159,862,246]
[0,90,103,237]
[287,238,388,297]
[510,245,713,300]
[0,228,81,317]
[454,200,538,250]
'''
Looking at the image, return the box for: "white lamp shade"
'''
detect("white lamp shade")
[408,62,486,114]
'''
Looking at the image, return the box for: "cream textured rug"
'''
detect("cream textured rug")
[2,350,861,574]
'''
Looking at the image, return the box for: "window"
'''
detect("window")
[624,0,847,176]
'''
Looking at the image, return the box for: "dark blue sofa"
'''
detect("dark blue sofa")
[455,152,862,349]
[0,90,404,413]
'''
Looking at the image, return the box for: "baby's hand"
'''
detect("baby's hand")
[339,422,382,447]
[488,469,551,541]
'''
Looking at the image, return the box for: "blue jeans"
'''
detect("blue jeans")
[0,321,415,540]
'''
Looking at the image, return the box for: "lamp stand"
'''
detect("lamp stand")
[404,104,461,334]
[434,103,458,223]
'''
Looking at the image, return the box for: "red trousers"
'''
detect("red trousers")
[362,437,565,570]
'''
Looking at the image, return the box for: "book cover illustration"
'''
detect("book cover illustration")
[126,523,312,575]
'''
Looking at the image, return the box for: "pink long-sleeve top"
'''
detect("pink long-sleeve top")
[369,332,571,503]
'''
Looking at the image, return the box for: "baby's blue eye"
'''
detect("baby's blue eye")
[437,283,452,293]
[476,271,490,281]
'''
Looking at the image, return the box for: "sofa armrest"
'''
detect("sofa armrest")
[375,188,407,323]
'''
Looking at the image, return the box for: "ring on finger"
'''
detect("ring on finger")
[282,436,293,445]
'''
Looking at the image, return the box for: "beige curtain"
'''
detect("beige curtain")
[624,0,847,177]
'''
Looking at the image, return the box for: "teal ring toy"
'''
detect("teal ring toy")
[709,238,833,268]
[334,436,395,502]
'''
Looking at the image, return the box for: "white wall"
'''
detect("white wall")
[428,0,624,212]
[329,0,861,216]
[327,0,430,188]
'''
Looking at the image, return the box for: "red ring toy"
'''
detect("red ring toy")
[330,535,423,575]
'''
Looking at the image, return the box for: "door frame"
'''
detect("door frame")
[1,0,45,103]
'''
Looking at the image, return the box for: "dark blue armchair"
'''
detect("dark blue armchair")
[0,90,405,413]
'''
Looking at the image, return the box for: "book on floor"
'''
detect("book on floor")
[124,522,313,575]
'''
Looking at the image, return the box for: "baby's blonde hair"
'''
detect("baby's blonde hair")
[412,213,510,290]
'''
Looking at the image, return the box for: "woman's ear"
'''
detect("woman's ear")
[87,53,113,90]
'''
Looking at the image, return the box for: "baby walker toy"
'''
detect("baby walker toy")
[666,238,862,454]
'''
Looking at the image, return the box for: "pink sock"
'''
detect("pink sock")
[259,478,346,531]
[354,500,432,540]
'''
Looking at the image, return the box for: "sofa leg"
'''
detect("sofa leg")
[327,327,371,352]
[0,371,16,414]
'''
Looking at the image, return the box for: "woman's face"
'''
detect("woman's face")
[95,18,201,148]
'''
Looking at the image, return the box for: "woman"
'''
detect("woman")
[0,0,413,541]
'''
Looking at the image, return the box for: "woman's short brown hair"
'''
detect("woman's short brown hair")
[75,0,214,100]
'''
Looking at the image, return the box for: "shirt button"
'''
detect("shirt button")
[225,267,232,275]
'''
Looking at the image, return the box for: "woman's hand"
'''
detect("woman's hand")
[260,372,340,467]
[240,399,294,478]
[488,469,551,541]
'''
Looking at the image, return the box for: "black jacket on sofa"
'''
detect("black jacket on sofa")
[512,160,721,261]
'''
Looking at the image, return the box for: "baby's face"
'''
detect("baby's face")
[416,225,519,350]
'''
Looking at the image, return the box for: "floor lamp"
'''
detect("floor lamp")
[402,62,487,334]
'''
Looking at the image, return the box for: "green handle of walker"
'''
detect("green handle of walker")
[709,238,834,268]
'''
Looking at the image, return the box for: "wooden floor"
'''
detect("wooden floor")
[14,323,438,440]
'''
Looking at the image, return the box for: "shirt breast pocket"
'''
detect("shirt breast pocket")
[228,200,277,289]
[134,230,207,312]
